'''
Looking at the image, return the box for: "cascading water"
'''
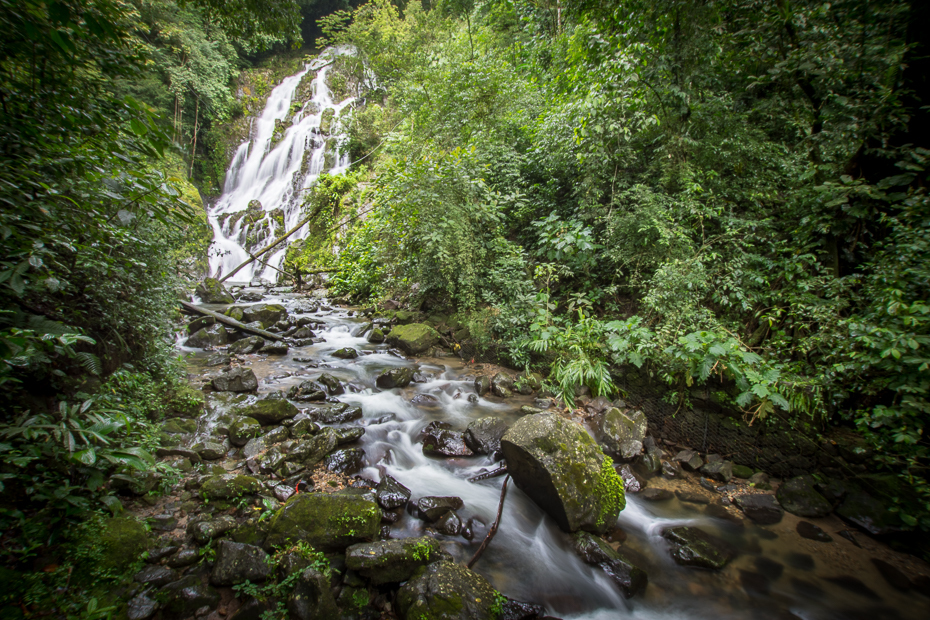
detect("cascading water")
[207,47,355,283]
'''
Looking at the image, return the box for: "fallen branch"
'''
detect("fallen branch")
[220,215,314,282]
[178,300,282,341]
[466,475,510,569]
[468,464,507,483]
[248,252,297,281]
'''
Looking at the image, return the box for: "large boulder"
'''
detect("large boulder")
[421,422,473,457]
[160,575,220,618]
[196,278,234,304]
[243,303,287,327]
[229,336,265,355]
[836,491,902,535]
[464,417,508,455]
[734,493,784,525]
[386,323,440,355]
[346,537,445,585]
[662,526,734,569]
[264,491,381,550]
[236,399,299,425]
[490,372,513,398]
[99,518,149,573]
[501,412,625,534]
[376,367,414,389]
[212,367,258,392]
[229,417,262,446]
[210,540,272,586]
[185,324,230,349]
[396,562,498,620]
[776,475,833,518]
[571,532,648,599]
[598,408,647,458]
[201,474,260,501]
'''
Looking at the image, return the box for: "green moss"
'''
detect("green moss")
[99,518,149,573]
[594,458,626,528]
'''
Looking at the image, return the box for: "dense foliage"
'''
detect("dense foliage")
[320,0,929,523]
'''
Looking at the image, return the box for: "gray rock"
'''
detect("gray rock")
[260,342,289,355]
[376,475,411,510]
[287,567,338,620]
[126,593,159,620]
[314,404,362,425]
[196,278,235,304]
[345,537,444,585]
[734,493,784,525]
[166,548,199,568]
[618,464,647,493]
[416,496,464,522]
[701,460,733,482]
[571,531,648,598]
[160,575,220,618]
[243,303,287,327]
[433,511,463,536]
[212,367,258,392]
[323,448,365,475]
[186,324,229,349]
[334,426,365,445]
[134,565,178,587]
[287,428,338,467]
[663,526,734,569]
[490,372,514,398]
[421,421,473,457]
[376,367,414,389]
[836,491,902,535]
[797,521,833,542]
[190,515,238,545]
[672,449,704,472]
[640,488,673,501]
[599,408,648,458]
[474,375,490,396]
[210,540,272,586]
[501,412,625,534]
[229,417,262,446]
[192,441,226,460]
[332,347,358,359]
[464,417,508,455]
[229,336,265,355]
[397,562,498,620]
[201,474,260,501]
[776,475,833,518]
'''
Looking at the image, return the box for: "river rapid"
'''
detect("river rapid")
[179,290,929,620]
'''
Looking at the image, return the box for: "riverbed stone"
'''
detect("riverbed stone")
[261,342,289,355]
[323,448,365,474]
[663,526,734,569]
[190,515,238,544]
[126,593,158,620]
[640,488,674,501]
[229,336,265,355]
[264,491,381,550]
[243,303,287,327]
[332,347,358,359]
[229,417,262,446]
[386,323,440,355]
[571,531,648,598]
[134,565,178,588]
[501,412,625,535]
[196,278,235,304]
[314,404,362,425]
[346,537,445,585]
[367,327,385,343]
[618,464,647,493]
[776,475,833,518]
[186,324,229,349]
[734,493,784,525]
[160,575,220,618]
[599,408,647,459]
[316,373,345,395]
[700,460,733,483]
[397,561,498,620]
[201,474,260,500]
[287,428,338,467]
[490,372,514,398]
[433,510,462,536]
[212,366,258,392]
[209,540,271,586]
[376,367,414,389]
[421,422,473,457]
[376,475,411,510]
[464,417,509,455]
[672,449,704,472]
[416,496,464,522]
[836,491,901,535]
[236,398,299,425]
[474,375,490,396]
[334,426,365,445]
[191,441,226,461]
[797,521,833,542]
[288,380,326,402]
[287,567,338,620]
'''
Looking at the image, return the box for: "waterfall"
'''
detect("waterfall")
[207,47,356,283]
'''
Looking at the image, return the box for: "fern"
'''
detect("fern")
[75,352,102,376]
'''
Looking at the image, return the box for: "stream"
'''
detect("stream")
[181,293,928,620]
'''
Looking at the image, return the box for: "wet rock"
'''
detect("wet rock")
[292,326,316,339]
[187,324,230,349]
[416,496,464,522]
[732,464,754,479]
[287,567,338,620]
[163,418,197,434]
[675,491,710,505]
[598,408,647,459]
[236,399,299,425]
[212,367,258,392]
[196,278,235,304]
[501,412,624,535]
[260,342,288,355]
[836,491,902,535]
[797,521,833,542]
[672,449,704,472]
[287,380,326,402]
[776,475,833,518]
[190,515,238,544]
[126,593,159,620]
[229,336,265,355]
[662,526,734,569]
[161,575,220,618]
[243,303,287,327]
[167,548,199,568]
[210,540,272,586]
[640,488,673,501]
[263,425,290,444]
[317,373,345,395]
[500,599,547,620]
[229,417,262,446]
[376,475,411,510]
[386,323,440,355]
[149,513,178,532]
[699,478,717,492]
[314,404,362,424]
[274,484,296,503]
[464,417,509,455]
[618,464,647,493]
[201,474,260,501]
[146,546,179,563]
[734,493,784,525]
[376,367,414,389]
[290,418,320,436]
[192,441,226,461]
[346,537,445,584]
[204,352,230,366]
[287,428,338,467]
[662,460,683,478]
[571,531,648,598]
[474,375,491,396]
[700,461,733,482]
[433,511,462,536]
[334,426,365,445]
[397,561,498,620]
[264,491,381,550]
[491,372,514,398]
[748,472,770,486]
[156,447,202,463]
[135,565,178,587]
[332,347,359,359]
[421,422,473,457]
[323,448,365,474]
[367,327,385,343]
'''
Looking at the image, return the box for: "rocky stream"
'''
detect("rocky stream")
[111,280,930,620]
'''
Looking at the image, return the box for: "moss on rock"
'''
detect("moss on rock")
[264,491,380,551]
[99,518,149,573]
[386,323,441,355]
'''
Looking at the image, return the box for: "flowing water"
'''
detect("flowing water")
[206,48,355,282]
[183,297,928,620]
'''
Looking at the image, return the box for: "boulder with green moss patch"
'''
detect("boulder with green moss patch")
[185,324,229,349]
[196,278,235,304]
[396,561,497,620]
[386,323,440,356]
[235,398,299,425]
[243,303,287,327]
[229,417,262,446]
[99,517,149,573]
[346,537,445,585]
[264,491,380,551]
[501,412,625,534]
[201,474,260,500]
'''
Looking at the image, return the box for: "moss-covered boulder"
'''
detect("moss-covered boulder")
[598,408,647,459]
[235,398,299,425]
[376,367,414,389]
[396,561,498,620]
[225,306,245,322]
[185,324,229,349]
[196,278,235,304]
[163,418,197,434]
[99,518,149,573]
[264,491,381,550]
[776,475,833,518]
[229,336,265,355]
[201,474,260,500]
[229,417,262,446]
[210,540,272,586]
[367,327,385,343]
[501,412,625,534]
[345,537,445,585]
[394,310,417,325]
[386,323,440,355]
[243,303,287,327]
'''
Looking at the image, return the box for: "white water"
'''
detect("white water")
[207,48,355,282]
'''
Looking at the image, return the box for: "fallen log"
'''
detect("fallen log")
[468,464,508,483]
[219,214,313,283]
[178,300,282,341]
[467,475,510,569]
